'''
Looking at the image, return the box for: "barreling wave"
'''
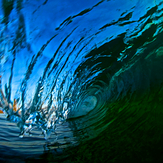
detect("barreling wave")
[0,0,163,160]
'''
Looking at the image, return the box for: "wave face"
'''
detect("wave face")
[0,0,163,162]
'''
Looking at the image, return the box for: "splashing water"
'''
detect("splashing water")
[0,0,163,162]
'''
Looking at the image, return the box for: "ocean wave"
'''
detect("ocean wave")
[0,0,163,162]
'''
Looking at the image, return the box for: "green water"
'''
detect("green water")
[26,54,163,163]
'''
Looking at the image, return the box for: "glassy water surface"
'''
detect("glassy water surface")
[0,0,163,162]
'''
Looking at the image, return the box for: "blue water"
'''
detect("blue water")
[0,0,163,162]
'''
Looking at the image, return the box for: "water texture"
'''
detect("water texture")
[0,0,163,162]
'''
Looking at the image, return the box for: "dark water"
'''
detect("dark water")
[0,0,163,162]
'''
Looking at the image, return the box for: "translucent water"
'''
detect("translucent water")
[0,0,163,162]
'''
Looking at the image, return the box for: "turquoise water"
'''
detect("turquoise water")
[0,0,163,162]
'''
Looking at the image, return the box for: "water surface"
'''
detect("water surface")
[0,0,163,162]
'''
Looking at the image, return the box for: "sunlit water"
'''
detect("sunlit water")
[0,0,163,162]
